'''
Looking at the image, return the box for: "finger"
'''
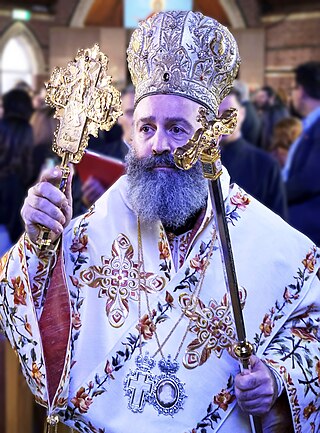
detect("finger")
[238,398,274,416]
[40,166,63,185]
[33,181,68,209]
[249,355,266,372]
[25,208,64,236]
[236,384,272,402]
[40,165,73,208]
[235,372,260,391]
[27,195,66,226]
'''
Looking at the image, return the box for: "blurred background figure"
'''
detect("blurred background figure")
[269,116,302,168]
[30,90,58,183]
[118,84,135,146]
[233,79,261,146]
[0,89,34,255]
[220,89,287,219]
[253,85,289,150]
[283,61,320,245]
[14,79,34,98]
[73,84,134,215]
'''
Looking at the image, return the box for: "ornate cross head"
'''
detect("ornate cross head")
[173,107,238,180]
[45,43,122,163]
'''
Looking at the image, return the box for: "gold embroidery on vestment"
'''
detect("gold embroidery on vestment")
[179,287,247,368]
[80,234,165,327]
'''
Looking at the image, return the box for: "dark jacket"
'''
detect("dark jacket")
[221,137,288,219]
[286,118,320,245]
[241,101,261,147]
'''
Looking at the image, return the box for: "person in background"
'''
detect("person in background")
[1,11,319,433]
[253,85,289,150]
[283,61,320,245]
[220,89,287,219]
[0,88,34,255]
[118,84,135,146]
[233,80,261,146]
[0,97,3,119]
[14,80,34,98]
[30,97,59,183]
[269,116,302,169]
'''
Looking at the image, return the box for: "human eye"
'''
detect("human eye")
[170,125,186,135]
[140,124,153,134]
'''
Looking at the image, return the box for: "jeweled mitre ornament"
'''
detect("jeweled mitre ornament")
[127,10,240,115]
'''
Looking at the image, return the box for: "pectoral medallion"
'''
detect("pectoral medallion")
[150,355,187,416]
[124,354,187,416]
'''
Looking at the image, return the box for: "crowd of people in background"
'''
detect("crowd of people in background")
[0,60,320,255]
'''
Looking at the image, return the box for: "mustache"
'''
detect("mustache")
[127,152,178,171]
[144,153,177,170]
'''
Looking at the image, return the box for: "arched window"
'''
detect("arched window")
[0,22,45,95]
[0,36,33,93]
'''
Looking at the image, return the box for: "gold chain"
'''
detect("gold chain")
[137,217,216,361]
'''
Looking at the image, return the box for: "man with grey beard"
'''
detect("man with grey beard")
[0,10,319,433]
[126,151,207,233]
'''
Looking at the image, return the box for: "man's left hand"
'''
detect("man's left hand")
[234,355,278,416]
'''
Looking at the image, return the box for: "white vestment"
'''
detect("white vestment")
[0,171,319,433]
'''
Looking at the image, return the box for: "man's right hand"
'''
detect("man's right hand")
[21,166,73,245]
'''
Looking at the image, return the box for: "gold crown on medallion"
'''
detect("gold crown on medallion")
[127,10,240,115]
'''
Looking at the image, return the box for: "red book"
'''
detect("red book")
[76,150,126,187]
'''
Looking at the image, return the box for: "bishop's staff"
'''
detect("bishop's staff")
[173,107,262,433]
[36,43,122,251]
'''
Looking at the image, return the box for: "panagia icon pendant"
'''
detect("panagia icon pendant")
[150,355,187,416]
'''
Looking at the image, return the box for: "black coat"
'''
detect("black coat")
[286,118,320,245]
[221,137,288,219]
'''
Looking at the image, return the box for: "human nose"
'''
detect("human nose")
[152,129,171,155]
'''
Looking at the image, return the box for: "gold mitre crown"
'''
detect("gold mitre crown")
[127,10,240,115]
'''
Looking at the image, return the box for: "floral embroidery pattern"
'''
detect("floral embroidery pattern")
[179,288,247,368]
[61,333,140,432]
[137,313,156,340]
[225,189,251,226]
[0,243,46,396]
[69,214,90,273]
[68,213,92,359]
[24,236,53,310]
[174,238,215,293]
[260,247,320,430]
[80,234,165,328]
[136,290,175,341]
[254,246,320,350]
[159,227,172,280]
[191,375,236,432]
[167,230,193,270]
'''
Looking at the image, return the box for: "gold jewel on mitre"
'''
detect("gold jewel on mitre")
[127,10,240,115]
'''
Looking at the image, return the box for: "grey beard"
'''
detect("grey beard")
[126,150,208,230]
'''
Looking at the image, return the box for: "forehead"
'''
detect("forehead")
[134,94,201,123]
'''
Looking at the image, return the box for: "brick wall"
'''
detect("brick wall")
[264,16,320,93]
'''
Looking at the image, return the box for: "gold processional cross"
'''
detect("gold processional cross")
[37,43,122,250]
